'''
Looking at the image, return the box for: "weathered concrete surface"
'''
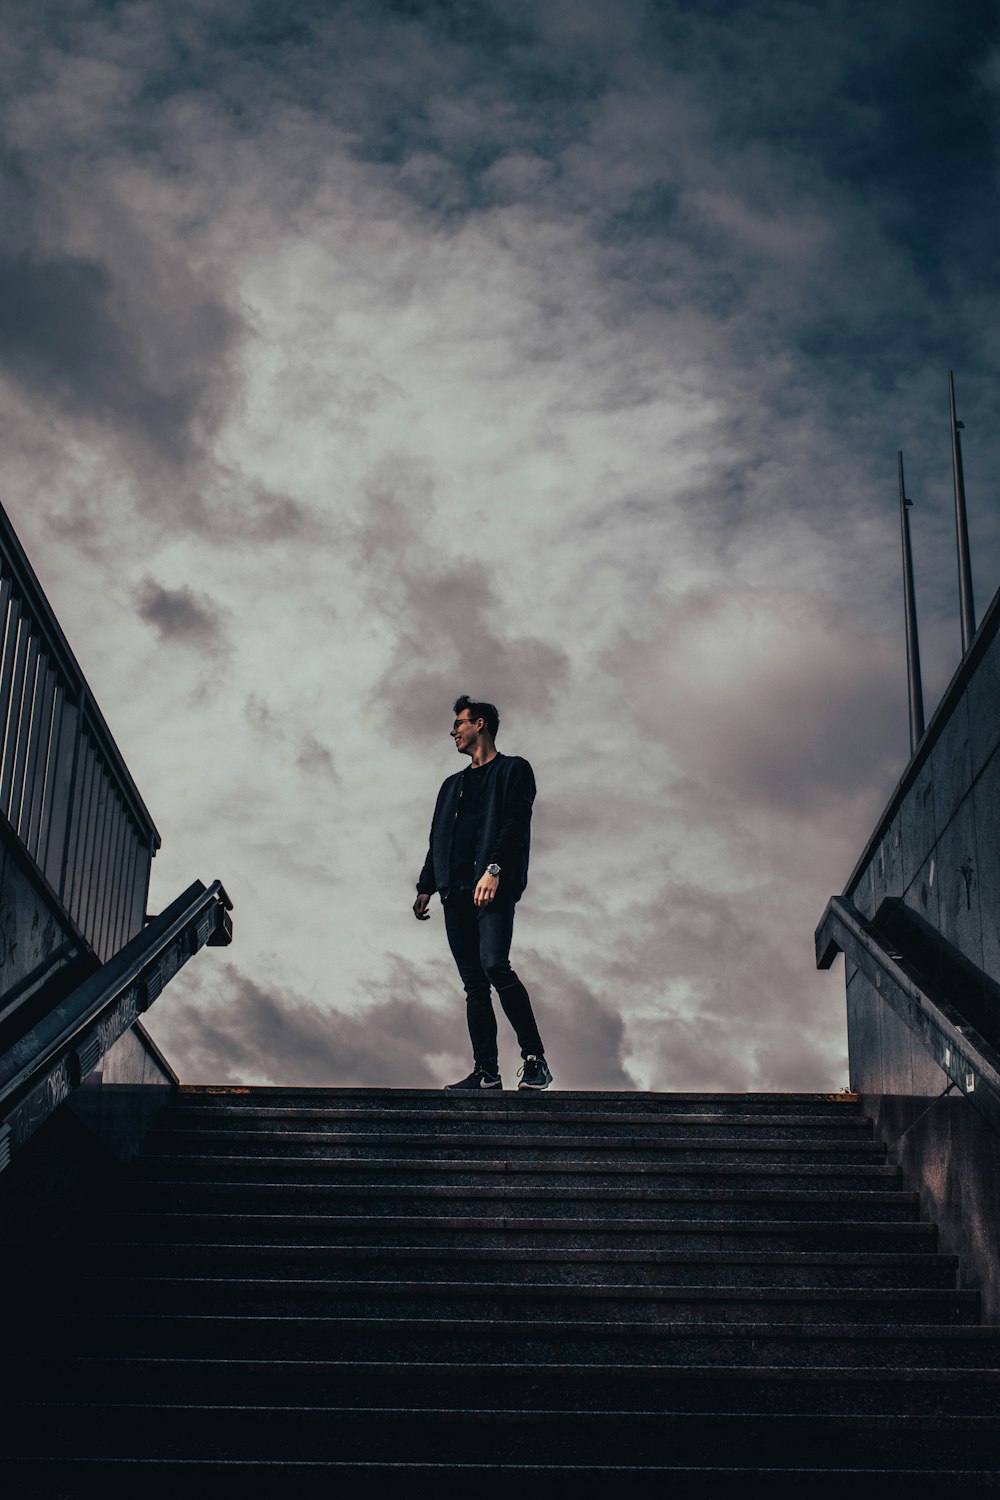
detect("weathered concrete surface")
[843,589,1000,1321]
[849,963,1000,1322]
[0,1023,175,1246]
[0,818,86,1023]
[68,1022,176,1164]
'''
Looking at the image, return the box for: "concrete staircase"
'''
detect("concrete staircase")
[8,1086,1000,1493]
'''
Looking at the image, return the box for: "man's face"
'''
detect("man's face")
[451,712,483,755]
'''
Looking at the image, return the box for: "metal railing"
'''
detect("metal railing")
[815,894,1000,1136]
[0,502,160,963]
[0,878,232,1172]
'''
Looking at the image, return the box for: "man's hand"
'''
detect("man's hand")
[413,893,431,921]
[474,871,499,909]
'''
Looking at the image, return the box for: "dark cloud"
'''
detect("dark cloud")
[296,733,339,781]
[0,251,238,467]
[151,957,462,1087]
[244,693,277,736]
[605,586,904,814]
[3,0,998,1097]
[358,472,570,738]
[135,578,226,650]
[511,948,634,1090]
[590,881,848,1093]
[150,939,634,1091]
[243,697,340,783]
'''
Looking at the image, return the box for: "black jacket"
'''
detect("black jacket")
[417,753,536,903]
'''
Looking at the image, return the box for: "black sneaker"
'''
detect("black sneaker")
[444,1066,503,1091]
[517,1055,553,1090]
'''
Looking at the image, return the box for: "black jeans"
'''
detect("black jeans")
[443,890,544,1072]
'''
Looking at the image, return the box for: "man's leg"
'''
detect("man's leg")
[443,890,499,1073]
[478,902,545,1060]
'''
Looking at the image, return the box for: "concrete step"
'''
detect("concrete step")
[159,1106,873,1141]
[86,1275,979,1324]
[6,1084,993,1490]
[132,1154,902,1193]
[173,1087,863,1117]
[20,1355,999,1414]
[147,1127,889,1165]
[4,1457,996,1498]
[86,1242,960,1289]
[96,1211,938,1252]
[121,1179,920,1222]
[43,1313,1000,1365]
[7,1400,1000,1467]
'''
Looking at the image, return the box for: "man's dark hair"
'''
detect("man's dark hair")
[454,694,499,739]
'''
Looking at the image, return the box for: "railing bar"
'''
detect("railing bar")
[67,740,98,928]
[51,701,83,906]
[114,823,139,952]
[0,501,159,850]
[23,658,57,858]
[94,792,123,962]
[80,766,111,950]
[92,792,117,961]
[37,683,64,876]
[129,842,153,939]
[118,822,141,948]
[5,631,40,825]
[17,647,49,841]
[0,591,21,774]
[8,637,39,831]
[0,616,30,814]
[89,783,115,961]
[103,803,130,959]
[0,578,12,742]
[112,807,134,953]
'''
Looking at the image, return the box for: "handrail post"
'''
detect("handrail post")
[949,370,976,654]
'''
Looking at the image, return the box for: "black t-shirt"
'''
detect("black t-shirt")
[450,757,501,887]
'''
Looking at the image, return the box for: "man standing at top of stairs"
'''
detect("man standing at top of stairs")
[413,695,553,1093]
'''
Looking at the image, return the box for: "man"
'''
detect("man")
[413,695,553,1092]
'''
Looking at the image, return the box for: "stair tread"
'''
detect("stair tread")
[129,1180,916,1201]
[16,1399,1000,1425]
[96,1275,975,1301]
[162,1108,869,1126]
[66,1312,1000,1335]
[24,1354,1000,1381]
[7,1086,987,1486]
[93,1243,956,1265]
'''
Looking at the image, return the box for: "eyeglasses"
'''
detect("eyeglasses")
[452,718,480,732]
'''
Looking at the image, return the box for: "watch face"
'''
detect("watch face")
[487,864,500,876]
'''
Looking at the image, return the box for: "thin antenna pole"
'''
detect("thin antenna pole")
[949,370,976,653]
[898,451,925,754]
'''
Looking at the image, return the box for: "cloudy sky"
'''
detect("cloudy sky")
[2,0,998,1091]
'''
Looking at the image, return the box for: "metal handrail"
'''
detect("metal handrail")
[0,499,161,964]
[816,894,1000,1136]
[0,878,232,1171]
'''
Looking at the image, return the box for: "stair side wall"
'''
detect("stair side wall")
[847,961,1000,1321]
[844,596,1000,1321]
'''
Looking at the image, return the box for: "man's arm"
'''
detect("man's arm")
[414,785,442,919]
[487,758,536,871]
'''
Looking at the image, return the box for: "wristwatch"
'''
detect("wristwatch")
[486,863,501,877]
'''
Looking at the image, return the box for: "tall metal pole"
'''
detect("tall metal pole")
[949,370,976,653]
[898,452,925,753]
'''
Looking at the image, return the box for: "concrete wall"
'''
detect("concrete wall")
[68,1022,177,1163]
[0,1022,175,1247]
[843,588,1000,1320]
[0,815,88,1025]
